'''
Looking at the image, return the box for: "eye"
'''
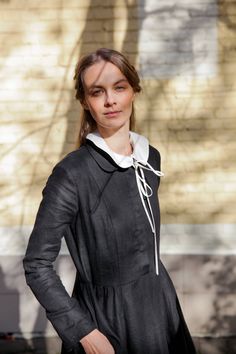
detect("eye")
[90,89,103,97]
[115,86,125,91]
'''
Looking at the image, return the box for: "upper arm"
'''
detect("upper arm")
[25,164,79,264]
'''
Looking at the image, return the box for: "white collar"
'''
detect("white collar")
[86,131,149,168]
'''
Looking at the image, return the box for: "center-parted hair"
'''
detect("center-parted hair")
[74,48,142,147]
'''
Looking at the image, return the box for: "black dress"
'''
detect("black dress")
[23,132,196,354]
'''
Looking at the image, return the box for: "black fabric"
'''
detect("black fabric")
[23,142,196,354]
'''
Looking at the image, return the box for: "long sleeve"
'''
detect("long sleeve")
[23,164,96,350]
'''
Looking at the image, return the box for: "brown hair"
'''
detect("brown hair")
[74,48,142,147]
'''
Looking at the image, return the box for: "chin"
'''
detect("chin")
[101,119,130,130]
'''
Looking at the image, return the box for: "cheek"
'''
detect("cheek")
[122,92,134,108]
[86,99,101,115]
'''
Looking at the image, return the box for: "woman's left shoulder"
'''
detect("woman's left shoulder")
[149,144,161,160]
[148,144,161,171]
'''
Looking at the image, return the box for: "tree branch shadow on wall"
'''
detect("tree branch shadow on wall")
[2,0,232,228]
[196,255,236,354]
[137,1,234,225]
[0,2,232,227]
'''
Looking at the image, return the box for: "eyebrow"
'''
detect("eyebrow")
[87,78,128,91]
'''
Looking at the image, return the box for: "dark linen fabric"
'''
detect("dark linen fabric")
[23,141,196,354]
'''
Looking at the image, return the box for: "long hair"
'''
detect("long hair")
[74,48,142,147]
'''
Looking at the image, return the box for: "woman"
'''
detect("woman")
[23,48,196,354]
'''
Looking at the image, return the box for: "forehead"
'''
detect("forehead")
[83,60,126,88]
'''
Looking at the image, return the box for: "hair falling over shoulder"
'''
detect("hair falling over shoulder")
[73,48,142,148]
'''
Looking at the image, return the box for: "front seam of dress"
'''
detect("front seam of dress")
[132,158,163,275]
[84,158,123,287]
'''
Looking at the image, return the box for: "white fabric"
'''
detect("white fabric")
[86,131,164,274]
[86,131,149,168]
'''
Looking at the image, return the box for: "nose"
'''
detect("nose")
[104,90,116,107]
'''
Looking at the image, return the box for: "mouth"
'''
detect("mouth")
[104,110,122,117]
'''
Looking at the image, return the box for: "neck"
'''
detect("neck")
[97,125,132,156]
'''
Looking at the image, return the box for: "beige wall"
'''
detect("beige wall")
[0,0,235,227]
[0,0,235,340]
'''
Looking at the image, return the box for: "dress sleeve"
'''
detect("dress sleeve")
[23,165,96,350]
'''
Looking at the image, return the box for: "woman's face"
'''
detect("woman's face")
[82,60,135,134]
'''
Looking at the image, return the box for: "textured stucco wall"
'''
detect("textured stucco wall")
[0,0,235,341]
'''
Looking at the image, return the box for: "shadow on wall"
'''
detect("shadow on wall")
[0,255,76,353]
[0,260,48,352]
[190,255,236,353]
[162,253,236,353]
[0,264,30,351]
[204,256,236,335]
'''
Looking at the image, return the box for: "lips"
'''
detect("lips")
[104,110,122,117]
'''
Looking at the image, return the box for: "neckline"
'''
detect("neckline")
[86,130,149,168]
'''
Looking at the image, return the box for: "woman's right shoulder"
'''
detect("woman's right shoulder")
[51,145,91,177]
